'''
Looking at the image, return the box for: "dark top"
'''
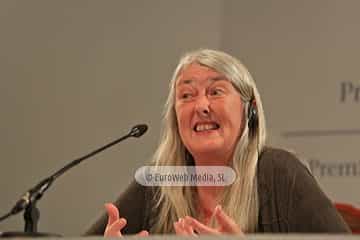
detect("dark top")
[85,147,351,235]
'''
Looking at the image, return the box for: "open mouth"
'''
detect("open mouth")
[193,122,220,132]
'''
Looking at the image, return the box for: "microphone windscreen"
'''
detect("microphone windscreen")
[129,124,148,137]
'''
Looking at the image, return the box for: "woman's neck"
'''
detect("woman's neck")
[192,152,232,166]
[192,153,229,222]
[196,186,223,223]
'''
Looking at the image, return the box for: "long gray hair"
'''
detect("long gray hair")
[151,49,266,233]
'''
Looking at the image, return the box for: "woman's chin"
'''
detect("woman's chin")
[190,143,225,157]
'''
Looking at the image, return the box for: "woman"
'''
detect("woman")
[85,49,350,236]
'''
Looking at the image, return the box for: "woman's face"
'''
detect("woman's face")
[175,63,244,163]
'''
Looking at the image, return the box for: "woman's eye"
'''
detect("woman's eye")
[210,88,224,96]
[181,92,193,99]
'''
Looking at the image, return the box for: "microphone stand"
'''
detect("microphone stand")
[24,201,39,234]
[0,124,148,237]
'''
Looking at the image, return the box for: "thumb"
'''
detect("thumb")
[214,205,241,233]
[105,203,120,226]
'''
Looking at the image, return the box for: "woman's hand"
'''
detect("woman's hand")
[174,205,244,235]
[104,203,149,237]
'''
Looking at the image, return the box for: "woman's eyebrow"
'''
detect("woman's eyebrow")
[176,75,227,87]
[209,76,227,82]
[177,79,193,86]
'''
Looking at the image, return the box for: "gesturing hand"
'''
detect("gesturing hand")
[104,203,149,237]
[174,205,244,235]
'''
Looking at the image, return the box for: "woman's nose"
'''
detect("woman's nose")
[195,96,210,117]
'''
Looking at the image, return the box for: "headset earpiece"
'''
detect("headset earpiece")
[248,99,258,137]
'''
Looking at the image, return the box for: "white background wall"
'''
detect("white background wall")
[0,0,359,236]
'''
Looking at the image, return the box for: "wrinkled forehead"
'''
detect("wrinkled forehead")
[174,62,242,93]
[175,63,230,85]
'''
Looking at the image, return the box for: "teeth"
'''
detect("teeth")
[195,123,219,132]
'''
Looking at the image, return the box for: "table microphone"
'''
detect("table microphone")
[0,124,148,236]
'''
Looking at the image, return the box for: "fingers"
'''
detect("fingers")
[173,221,183,235]
[184,216,219,235]
[182,218,196,236]
[174,218,197,236]
[105,203,120,226]
[104,203,149,237]
[104,218,127,237]
[137,230,149,237]
[214,205,243,234]
[174,207,243,236]
[174,218,187,235]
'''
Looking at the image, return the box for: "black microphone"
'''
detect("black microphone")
[129,124,148,138]
[0,124,148,226]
